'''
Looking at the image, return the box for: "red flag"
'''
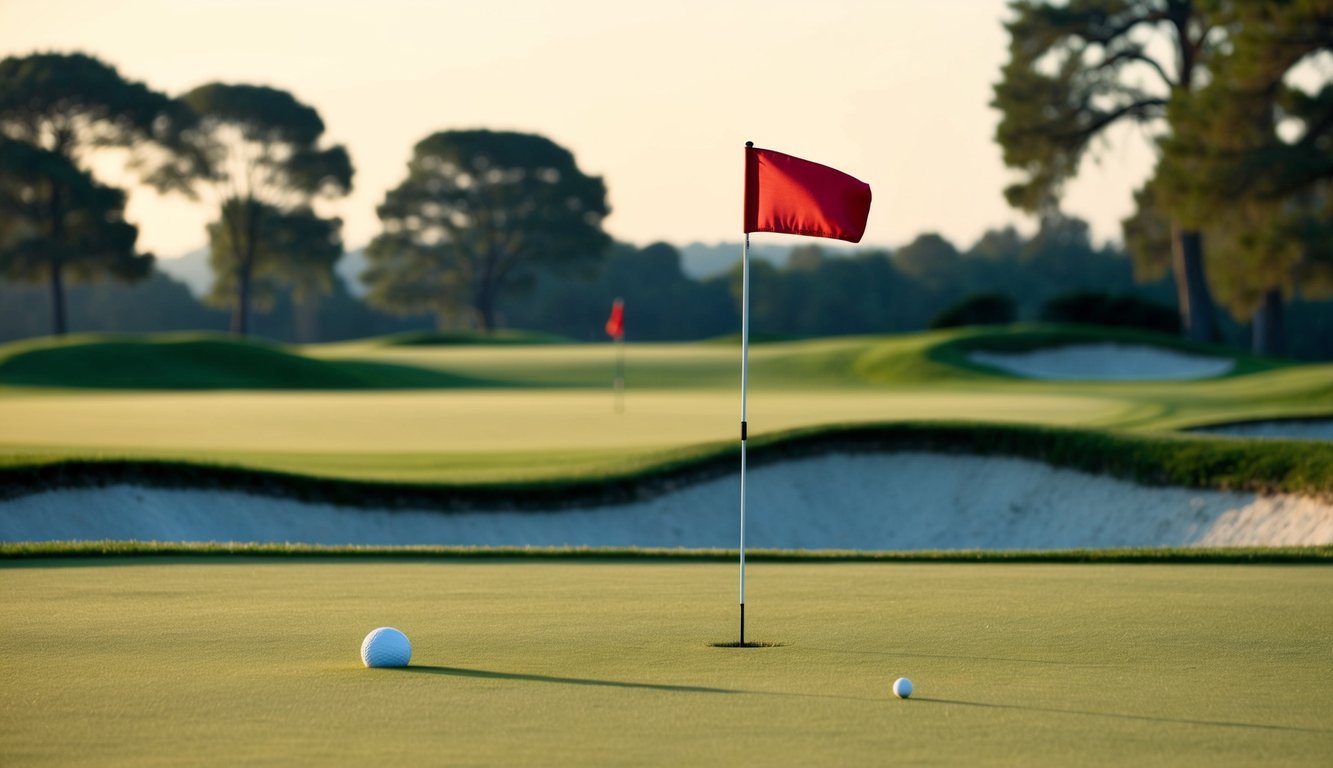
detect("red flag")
[743,144,872,243]
[605,298,624,339]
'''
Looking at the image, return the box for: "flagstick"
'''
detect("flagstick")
[614,336,624,414]
[739,231,750,646]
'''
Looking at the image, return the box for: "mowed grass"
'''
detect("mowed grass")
[1,327,1330,483]
[1,559,1329,766]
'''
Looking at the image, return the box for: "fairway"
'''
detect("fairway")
[2,329,1331,483]
[2,559,1329,766]
[0,389,1131,479]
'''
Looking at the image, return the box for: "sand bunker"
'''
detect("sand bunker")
[3,453,1329,550]
[968,343,1235,380]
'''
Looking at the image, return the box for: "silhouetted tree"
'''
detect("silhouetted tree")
[0,268,222,341]
[364,130,610,333]
[892,233,962,290]
[176,83,352,336]
[1039,290,1180,333]
[931,293,1017,329]
[0,139,151,331]
[0,52,178,334]
[206,203,343,342]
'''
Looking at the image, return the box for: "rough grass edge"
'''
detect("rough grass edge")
[2,422,1331,509]
[2,541,1330,564]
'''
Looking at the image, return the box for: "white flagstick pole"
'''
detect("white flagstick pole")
[739,230,750,646]
[614,335,624,414]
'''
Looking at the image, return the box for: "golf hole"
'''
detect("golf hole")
[709,641,785,649]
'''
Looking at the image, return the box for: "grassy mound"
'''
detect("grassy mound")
[712,325,1275,387]
[0,334,483,390]
[926,324,1280,377]
[374,329,574,346]
[0,325,1303,392]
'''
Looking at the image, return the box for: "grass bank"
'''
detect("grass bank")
[3,540,1330,563]
[2,422,1331,507]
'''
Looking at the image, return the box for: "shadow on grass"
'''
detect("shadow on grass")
[913,697,1330,734]
[802,645,1111,667]
[394,665,738,694]
[392,665,892,703]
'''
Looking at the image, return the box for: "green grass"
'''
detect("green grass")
[0,326,1329,490]
[1,560,1329,766]
[3,423,1331,506]
[0,333,495,389]
[930,324,1287,377]
[3,324,1323,392]
[369,328,576,346]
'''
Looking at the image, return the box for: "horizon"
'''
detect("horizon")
[1,0,1157,260]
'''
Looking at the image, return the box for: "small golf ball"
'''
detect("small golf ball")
[892,677,913,699]
[361,627,411,668]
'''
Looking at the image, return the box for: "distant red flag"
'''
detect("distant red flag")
[743,144,871,243]
[605,298,624,339]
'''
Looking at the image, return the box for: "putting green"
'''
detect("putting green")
[1,560,1329,766]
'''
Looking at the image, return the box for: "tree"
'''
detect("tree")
[599,242,734,340]
[0,52,177,334]
[0,269,222,342]
[993,0,1225,342]
[176,83,352,336]
[501,241,738,341]
[1021,214,1120,289]
[892,233,962,289]
[1152,1,1333,355]
[205,203,343,342]
[1039,290,1180,333]
[0,139,152,330]
[272,210,344,343]
[364,129,611,332]
[930,293,1017,329]
[968,226,1027,263]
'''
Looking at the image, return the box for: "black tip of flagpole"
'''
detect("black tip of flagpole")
[745,141,753,148]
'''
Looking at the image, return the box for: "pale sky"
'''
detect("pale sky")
[1,0,1157,259]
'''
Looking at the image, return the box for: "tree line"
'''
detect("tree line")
[3,1,1330,356]
[992,0,1331,355]
[5,208,1333,358]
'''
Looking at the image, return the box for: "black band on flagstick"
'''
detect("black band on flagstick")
[740,603,745,646]
[740,421,747,440]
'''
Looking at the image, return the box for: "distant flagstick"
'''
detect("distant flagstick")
[615,332,626,413]
[606,297,625,413]
[735,140,871,647]
[614,336,625,414]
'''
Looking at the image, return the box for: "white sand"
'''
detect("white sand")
[3,453,1329,550]
[968,343,1235,380]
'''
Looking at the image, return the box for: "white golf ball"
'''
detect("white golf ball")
[892,677,913,699]
[361,627,412,668]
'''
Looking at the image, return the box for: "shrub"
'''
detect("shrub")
[1039,291,1180,334]
[930,293,1016,329]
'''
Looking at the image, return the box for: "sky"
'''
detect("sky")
[1,0,1159,259]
